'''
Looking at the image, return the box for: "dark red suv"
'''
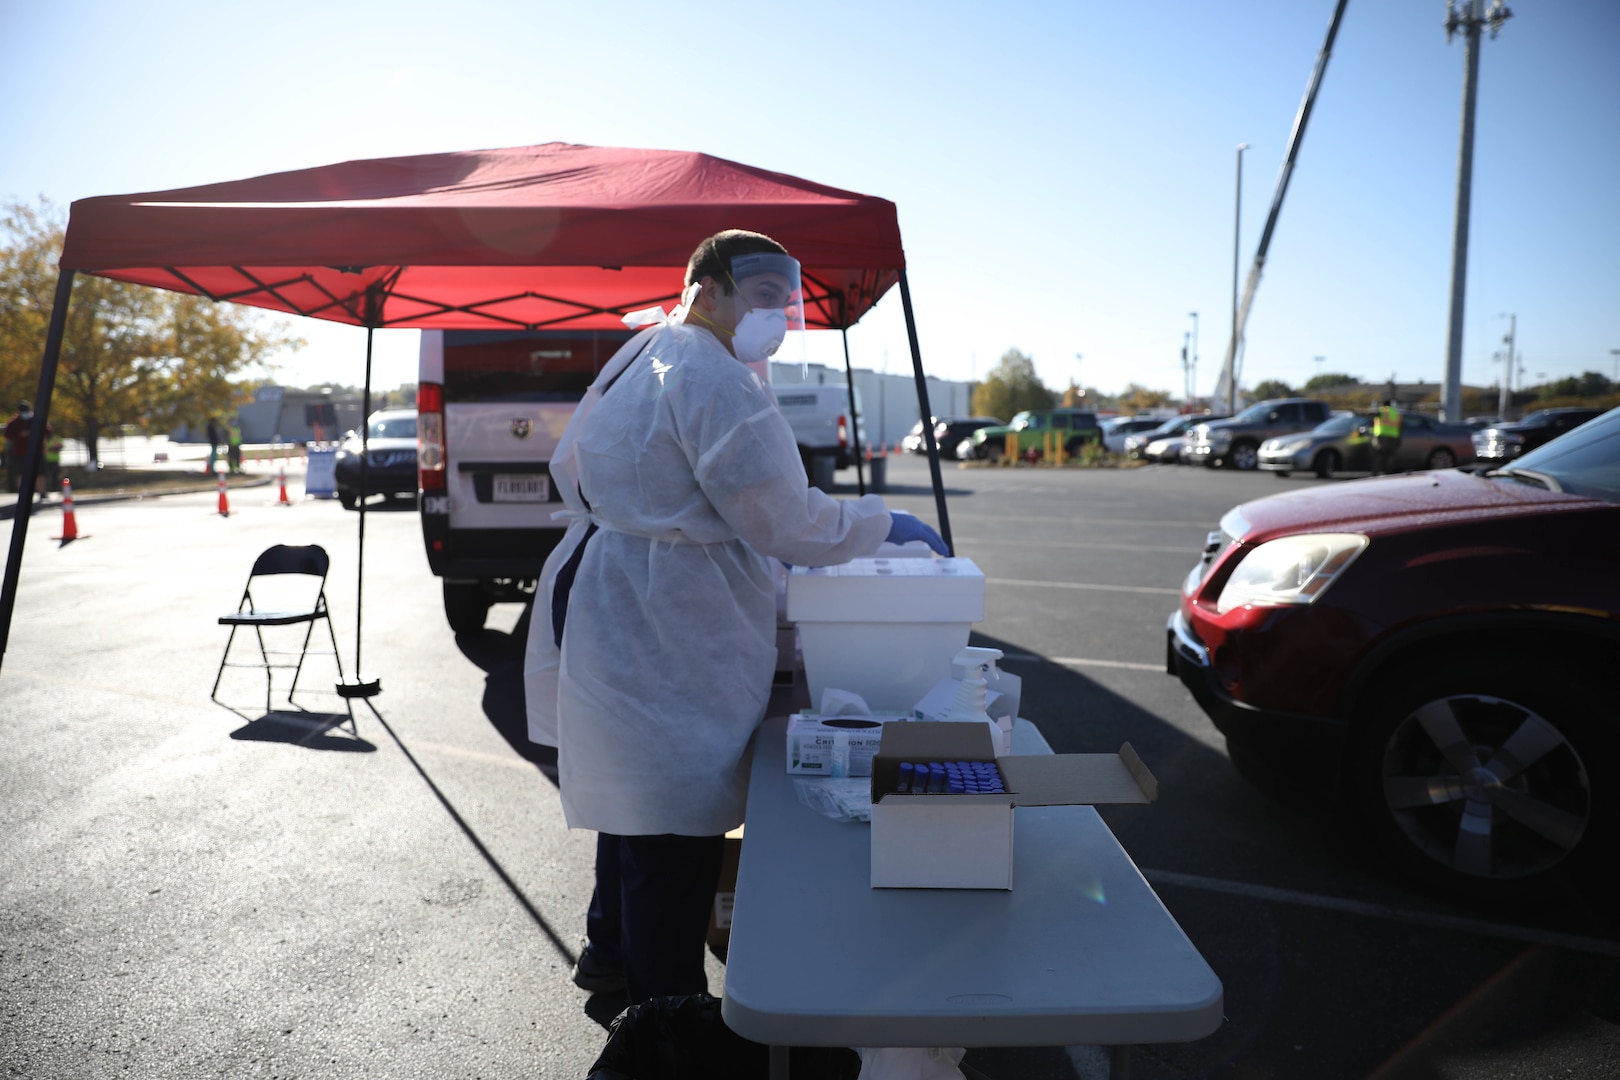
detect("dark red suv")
[1168,408,1619,902]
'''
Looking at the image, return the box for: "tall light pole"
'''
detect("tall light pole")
[1610,348,1619,384]
[1073,353,1083,402]
[1181,332,1192,404]
[1228,144,1248,414]
[1188,312,1199,406]
[1498,313,1516,418]
[1441,0,1513,424]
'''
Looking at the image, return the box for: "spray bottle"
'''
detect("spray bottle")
[946,646,1005,753]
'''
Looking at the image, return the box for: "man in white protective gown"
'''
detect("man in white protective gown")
[524,229,948,1004]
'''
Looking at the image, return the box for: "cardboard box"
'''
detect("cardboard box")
[869,722,1156,890]
[706,825,745,951]
[785,714,902,776]
[787,557,985,712]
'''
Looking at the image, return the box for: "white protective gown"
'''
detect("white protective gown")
[523,318,892,836]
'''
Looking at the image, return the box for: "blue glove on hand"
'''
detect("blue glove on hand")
[885,512,950,556]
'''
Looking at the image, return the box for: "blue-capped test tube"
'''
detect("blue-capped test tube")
[927,763,946,794]
[897,762,915,793]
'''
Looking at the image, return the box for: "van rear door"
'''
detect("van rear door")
[419,329,633,629]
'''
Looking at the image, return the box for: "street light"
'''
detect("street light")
[1187,312,1199,405]
[1610,348,1619,383]
[1497,313,1517,417]
[1073,353,1084,401]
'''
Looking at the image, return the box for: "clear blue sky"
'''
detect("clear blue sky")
[3,0,1616,400]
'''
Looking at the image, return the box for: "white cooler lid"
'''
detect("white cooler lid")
[787,557,985,623]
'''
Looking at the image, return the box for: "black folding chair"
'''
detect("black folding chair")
[212,544,348,717]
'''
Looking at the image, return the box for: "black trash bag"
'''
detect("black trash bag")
[586,993,860,1080]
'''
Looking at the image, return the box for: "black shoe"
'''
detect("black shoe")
[571,945,626,995]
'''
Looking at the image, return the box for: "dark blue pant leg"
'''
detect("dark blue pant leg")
[618,833,725,1004]
[586,832,624,967]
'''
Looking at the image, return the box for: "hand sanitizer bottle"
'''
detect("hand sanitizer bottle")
[946,646,1005,752]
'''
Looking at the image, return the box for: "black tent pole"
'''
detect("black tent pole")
[840,325,866,496]
[0,270,75,670]
[339,317,381,701]
[896,269,953,555]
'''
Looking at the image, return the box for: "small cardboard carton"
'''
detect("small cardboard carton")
[785,713,905,776]
[706,824,746,950]
[869,722,1157,890]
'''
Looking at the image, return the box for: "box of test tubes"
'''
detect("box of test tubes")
[787,558,985,712]
[869,722,1157,889]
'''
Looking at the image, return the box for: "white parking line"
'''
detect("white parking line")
[1141,868,1620,959]
[993,577,1182,596]
[998,652,1164,673]
[953,536,1195,554]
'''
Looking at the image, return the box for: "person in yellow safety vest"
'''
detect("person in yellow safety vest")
[227,418,244,474]
[42,430,64,495]
[1371,400,1402,476]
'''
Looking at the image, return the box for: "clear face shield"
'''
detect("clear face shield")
[718,252,807,385]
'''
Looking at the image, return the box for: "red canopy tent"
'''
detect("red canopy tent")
[1,143,955,672]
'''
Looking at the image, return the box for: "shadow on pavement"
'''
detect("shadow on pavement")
[454,601,559,784]
[227,709,376,752]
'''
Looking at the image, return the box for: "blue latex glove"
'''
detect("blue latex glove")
[885,512,949,556]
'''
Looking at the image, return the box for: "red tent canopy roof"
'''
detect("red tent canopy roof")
[60,142,905,331]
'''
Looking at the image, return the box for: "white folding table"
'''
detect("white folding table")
[721,716,1223,1079]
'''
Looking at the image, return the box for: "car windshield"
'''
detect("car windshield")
[1515,411,1555,429]
[1233,401,1283,423]
[1496,407,1620,502]
[1312,413,1366,436]
[1149,416,1190,436]
[369,415,417,439]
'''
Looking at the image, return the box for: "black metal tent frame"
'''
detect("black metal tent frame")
[0,264,955,677]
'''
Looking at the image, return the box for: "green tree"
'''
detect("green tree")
[1251,378,1294,401]
[1577,371,1612,398]
[1119,383,1173,412]
[0,198,301,462]
[1303,372,1361,392]
[971,348,1055,421]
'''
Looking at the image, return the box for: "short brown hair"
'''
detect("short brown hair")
[686,229,789,294]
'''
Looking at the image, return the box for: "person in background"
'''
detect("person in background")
[526,229,948,1005]
[205,417,225,474]
[42,429,64,496]
[227,417,244,474]
[4,400,51,499]
[1371,399,1402,475]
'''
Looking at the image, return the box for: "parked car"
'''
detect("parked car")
[1472,408,1604,466]
[1126,414,1226,462]
[1102,416,1169,454]
[1168,407,1620,903]
[903,416,1003,459]
[961,408,1101,462]
[334,409,420,509]
[1183,399,1333,470]
[1464,415,1503,431]
[1258,411,1476,478]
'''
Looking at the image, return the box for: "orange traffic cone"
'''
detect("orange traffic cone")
[276,465,291,506]
[52,478,86,541]
[217,473,231,517]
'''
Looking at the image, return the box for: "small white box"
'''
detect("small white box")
[787,558,985,712]
[784,714,899,776]
[869,723,1157,890]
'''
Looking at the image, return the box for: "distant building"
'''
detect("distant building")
[770,360,975,449]
[236,386,362,444]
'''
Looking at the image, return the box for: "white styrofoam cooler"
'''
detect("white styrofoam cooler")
[786,557,985,712]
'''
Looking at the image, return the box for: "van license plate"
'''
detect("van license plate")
[493,475,550,502]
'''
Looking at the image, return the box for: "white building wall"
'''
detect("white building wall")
[770,362,975,451]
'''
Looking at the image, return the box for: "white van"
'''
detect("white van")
[417,328,636,633]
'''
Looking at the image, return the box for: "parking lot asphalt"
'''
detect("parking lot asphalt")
[2,454,1616,1079]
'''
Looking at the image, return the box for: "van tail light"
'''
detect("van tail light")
[837,415,849,450]
[418,381,446,492]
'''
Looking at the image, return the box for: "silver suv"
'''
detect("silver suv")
[1184,398,1331,471]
